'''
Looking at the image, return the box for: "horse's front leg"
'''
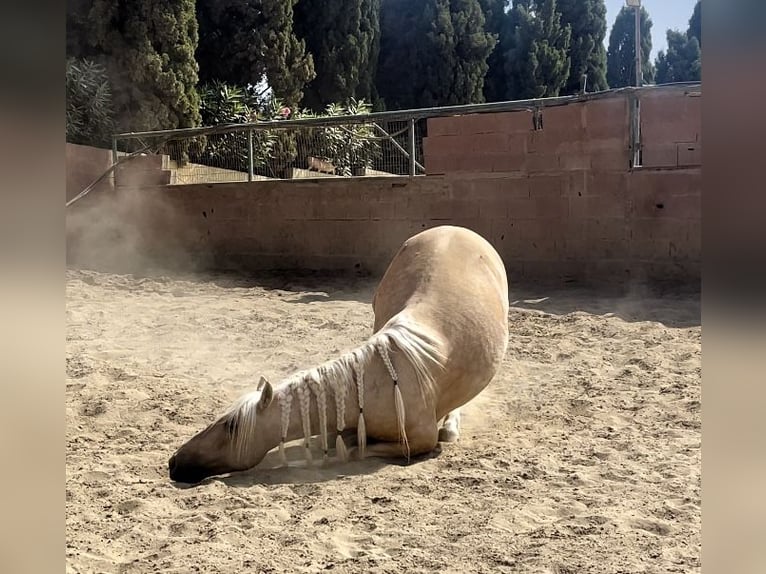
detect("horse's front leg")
[438,408,461,442]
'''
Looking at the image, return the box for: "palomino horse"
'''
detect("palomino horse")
[169,225,509,483]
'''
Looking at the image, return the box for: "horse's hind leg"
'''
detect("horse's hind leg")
[438,408,461,442]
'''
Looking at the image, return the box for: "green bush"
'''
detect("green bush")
[187,84,381,178]
[187,82,274,172]
[66,58,115,148]
[318,98,381,176]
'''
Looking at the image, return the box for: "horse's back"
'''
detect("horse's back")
[373,225,508,327]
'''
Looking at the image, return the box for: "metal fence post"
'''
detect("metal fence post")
[634,3,642,87]
[408,118,416,177]
[629,92,642,168]
[248,129,254,182]
[111,136,119,187]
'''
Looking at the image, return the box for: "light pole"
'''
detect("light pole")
[626,0,642,87]
[625,0,642,166]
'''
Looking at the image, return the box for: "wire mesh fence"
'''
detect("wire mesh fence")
[114,117,428,185]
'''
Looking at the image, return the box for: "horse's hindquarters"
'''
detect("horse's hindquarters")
[373,225,510,417]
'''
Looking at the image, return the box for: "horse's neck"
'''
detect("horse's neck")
[275,342,377,447]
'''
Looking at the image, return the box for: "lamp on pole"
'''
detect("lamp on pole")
[626,0,642,87]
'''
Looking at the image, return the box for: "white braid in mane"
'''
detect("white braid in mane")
[221,314,446,466]
[278,387,293,466]
[307,371,330,461]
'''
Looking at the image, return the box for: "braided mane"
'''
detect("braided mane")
[220,314,446,464]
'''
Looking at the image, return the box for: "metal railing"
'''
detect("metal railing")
[111,83,701,185]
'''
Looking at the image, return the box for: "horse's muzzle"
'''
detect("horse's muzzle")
[168,454,208,484]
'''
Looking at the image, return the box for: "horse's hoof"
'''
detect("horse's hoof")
[438,428,460,443]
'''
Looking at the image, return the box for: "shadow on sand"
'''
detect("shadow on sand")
[118,267,378,305]
[190,272,700,327]
[170,443,443,489]
[69,265,700,328]
[508,286,701,328]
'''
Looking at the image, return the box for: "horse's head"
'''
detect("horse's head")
[168,377,275,484]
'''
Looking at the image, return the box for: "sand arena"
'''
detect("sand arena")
[66,266,700,573]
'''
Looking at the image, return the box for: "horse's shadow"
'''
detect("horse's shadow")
[171,443,443,489]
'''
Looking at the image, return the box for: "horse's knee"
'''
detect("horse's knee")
[397,421,440,458]
[410,433,439,455]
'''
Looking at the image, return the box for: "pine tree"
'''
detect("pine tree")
[606,5,655,88]
[196,0,314,108]
[294,0,381,111]
[655,30,701,84]
[557,0,608,94]
[67,0,201,132]
[503,0,571,100]
[377,0,495,109]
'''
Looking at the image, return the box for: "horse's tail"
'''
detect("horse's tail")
[371,315,446,461]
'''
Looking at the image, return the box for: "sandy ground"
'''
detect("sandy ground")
[66,268,700,573]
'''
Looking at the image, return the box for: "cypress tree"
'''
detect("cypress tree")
[294,0,381,111]
[377,0,495,110]
[480,0,509,102]
[450,0,497,104]
[196,0,314,107]
[557,0,608,93]
[502,1,535,100]
[655,1,702,85]
[359,0,383,107]
[655,30,701,84]
[66,0,89,58]
[420,0,460,107]
[606,5,655,88]
[688,0,701,48]
[376,0,422,110]
[66,0,201,133]
[503,0,571,100]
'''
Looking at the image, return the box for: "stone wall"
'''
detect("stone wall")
[66,143,114,203]
[97,167,699,288]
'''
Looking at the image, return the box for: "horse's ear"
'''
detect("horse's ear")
[257,376,273,411]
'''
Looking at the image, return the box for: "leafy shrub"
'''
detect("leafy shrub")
[318,98,381,176]
[66,58,115,148]
[188,83,382,177]
[187,82,273,171]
